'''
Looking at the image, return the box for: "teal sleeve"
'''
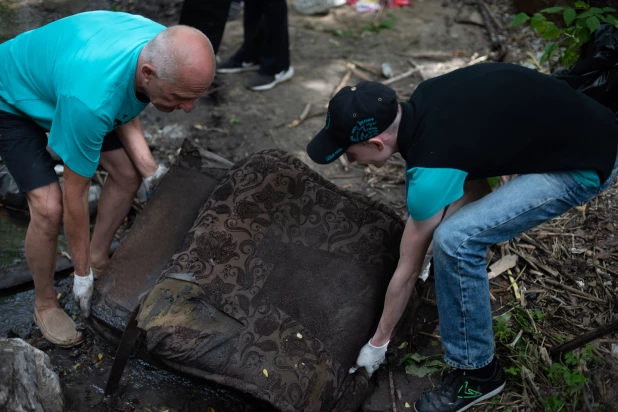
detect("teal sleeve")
[406,167,468,221]
[48,95,109,178]
[568,170,600,188]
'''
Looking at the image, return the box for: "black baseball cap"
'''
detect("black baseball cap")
[307,81,398,165]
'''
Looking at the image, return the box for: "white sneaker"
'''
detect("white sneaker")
[293,0,347,15]
[246,66,294,91]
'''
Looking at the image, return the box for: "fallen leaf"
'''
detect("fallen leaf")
[98,353,103,361]
[207,408,215,412]
[296,333,303,339]
[398,341,409,349]
[487,255,518,279]
[194,124,204,130]
[405,403,411,408]
[263,369,269,377]
[72,363,81,370]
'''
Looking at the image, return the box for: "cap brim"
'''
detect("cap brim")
[307,128,348,165]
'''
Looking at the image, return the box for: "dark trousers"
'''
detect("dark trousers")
[235,0,290,75]
[178,0,232,54]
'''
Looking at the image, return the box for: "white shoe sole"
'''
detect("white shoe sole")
[217,64,259,74]
[249,66,294,91]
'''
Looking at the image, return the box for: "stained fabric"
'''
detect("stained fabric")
[137,149,404,411]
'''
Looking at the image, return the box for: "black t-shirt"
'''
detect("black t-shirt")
[398,63,618,220]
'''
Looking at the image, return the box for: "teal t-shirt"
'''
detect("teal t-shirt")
[405,167,600,221]
[0,11,165,177]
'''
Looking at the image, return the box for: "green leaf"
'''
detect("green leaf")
[607,14,618,28]
[574,0,588,8]
[398,341,409,349]
[530,13,548,33]
[541,42,558,63]
[577,10,595,19]
[603,7,616,13]
[564,8,577,26]
[575,17,588,28]
[540,6,564,13]
[511,12,530,27]
[589,7,603,14]
[586,16,601,32]
[487,176,500,188]
[543,22,561,39]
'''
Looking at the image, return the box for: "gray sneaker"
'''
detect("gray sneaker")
[246,66,294,91]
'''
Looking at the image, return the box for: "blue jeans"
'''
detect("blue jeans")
[431,152,618,369]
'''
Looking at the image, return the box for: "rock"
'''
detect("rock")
[162,123,187,139]
[0,338,64,412]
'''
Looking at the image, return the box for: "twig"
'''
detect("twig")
[389,369,398,412]
[523,371,544,407]
[542,278,606,304]
[550,317,618,356]
[407,59,426,81]
[478,0,504,31]
[331,69,353,98]
[394,50,465,60]
[382,68,418,86]
[350,67,373,82]
[351,60,383,77]
[287,103,312,128]
[418,331,441,340]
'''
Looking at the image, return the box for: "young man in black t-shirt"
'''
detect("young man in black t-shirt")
[306,63,618,412]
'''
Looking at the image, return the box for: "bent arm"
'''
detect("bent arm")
[115,116,158,178]
[369,179,492,346]
[63,166,92,276]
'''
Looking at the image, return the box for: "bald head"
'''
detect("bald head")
[142,25,215,87]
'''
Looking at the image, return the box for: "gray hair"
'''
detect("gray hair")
[142,26,213,82]
[142,30,177,82]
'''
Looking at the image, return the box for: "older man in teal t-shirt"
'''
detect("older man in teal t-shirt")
[0,11,216,346]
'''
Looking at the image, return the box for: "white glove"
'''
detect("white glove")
[143,165,168,199]
[73,269,94,318]
[349,340,389,377]
[420,255,432,282]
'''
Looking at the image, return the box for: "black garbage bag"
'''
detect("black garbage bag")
[554,24,618,119]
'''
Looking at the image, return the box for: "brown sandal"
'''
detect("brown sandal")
[33,307,84,347]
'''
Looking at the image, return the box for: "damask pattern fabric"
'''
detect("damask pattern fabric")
[138,150,404,411]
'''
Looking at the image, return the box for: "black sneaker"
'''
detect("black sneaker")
[414,360,506,412]
[245,66,294,91]
[217,56,259,74]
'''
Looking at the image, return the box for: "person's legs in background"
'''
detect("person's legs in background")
[245,0,293,90]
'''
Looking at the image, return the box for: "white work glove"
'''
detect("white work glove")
[73,269,94,318]
[420,255,432,282]
[349,340,389,377]
[142,164,168,200]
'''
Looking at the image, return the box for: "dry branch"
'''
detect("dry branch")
[287,103,312,128]
[550,318,618,357]
[382,68,418,86]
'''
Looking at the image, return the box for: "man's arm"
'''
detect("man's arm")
[63,166,92,276]
[371,212,442,346]
[115,116,158,178]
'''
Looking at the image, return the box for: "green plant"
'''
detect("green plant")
[228,116,241,126]
[363,12,396,33]
[511,1,618,66]
[400,352,448,377]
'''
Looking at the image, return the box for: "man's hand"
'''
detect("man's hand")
[142,164,168,199]
[73,269,94,318]
[349,340,389,377]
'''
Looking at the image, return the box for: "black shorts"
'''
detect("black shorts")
[0,110,123,192]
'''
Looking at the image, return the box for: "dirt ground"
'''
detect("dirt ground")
[2,0,618,411]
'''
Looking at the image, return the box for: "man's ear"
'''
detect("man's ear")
[368,137,385,151]
[141,64,157,84]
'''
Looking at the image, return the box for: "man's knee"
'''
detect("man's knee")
[109,162,141,189]
[433,217,471,258]
[27,185,63,234]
